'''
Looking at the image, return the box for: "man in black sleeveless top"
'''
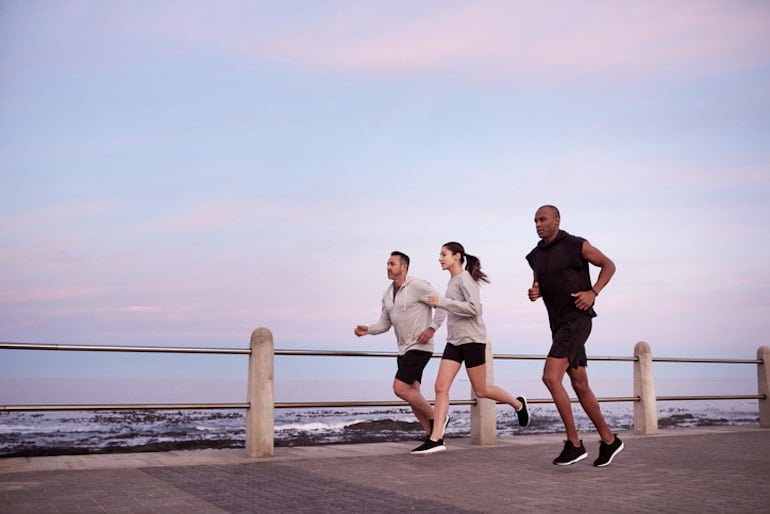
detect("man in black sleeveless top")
[526,205,624,467]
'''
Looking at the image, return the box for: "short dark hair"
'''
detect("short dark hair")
[541,204,561,219]
[390,251,410,268]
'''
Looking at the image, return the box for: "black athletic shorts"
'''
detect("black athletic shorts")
[549,316,592,369]
[441,342,486,369]
[395,349,433,385]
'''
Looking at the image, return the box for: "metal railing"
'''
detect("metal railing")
[2,334,769,457]
[2,345,760,412]
[0,341,250,412]
[642,354,764,403]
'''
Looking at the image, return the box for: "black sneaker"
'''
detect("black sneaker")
[593,435,624,467]
[553,440,587,466]
[515,396,530,428]
[411,438,446,455]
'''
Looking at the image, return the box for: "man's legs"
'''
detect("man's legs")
[567,366,615,444]
[542,356,580,446]
[395,350,435,434]
[393,378,433,434]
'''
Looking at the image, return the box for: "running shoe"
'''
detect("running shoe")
[411,438,446,455]
[553,440,587,466]
[515,396,530,428]
[593,435,624,467]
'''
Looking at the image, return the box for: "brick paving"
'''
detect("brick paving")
[1,427,769,513]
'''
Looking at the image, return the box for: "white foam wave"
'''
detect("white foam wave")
[275,419,366,432]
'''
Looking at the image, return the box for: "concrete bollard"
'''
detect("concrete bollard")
[758,346,770,428]
[633,341,658,435]
[246,327,275,457]
[470,340,498,445]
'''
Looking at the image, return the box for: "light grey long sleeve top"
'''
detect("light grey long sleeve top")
[434,270,487,346]
[366,275,446,355]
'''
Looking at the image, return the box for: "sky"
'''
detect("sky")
[1,1,769,404]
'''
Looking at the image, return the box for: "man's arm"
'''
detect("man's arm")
[528,271,540,301]
[357,293,393,336]
[571,240,616,310]
[583,240,616,295]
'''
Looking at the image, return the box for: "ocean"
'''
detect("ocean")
[0,399,760,457]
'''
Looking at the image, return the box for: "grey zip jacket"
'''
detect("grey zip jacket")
[434,270,487,346]
[366,275,447,355]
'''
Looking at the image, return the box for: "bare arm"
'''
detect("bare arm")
[571,240,616,310]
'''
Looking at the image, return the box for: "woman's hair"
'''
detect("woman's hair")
[442,241,490,284]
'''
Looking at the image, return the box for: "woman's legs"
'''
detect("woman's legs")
[466,364,525,410]
[430,358,462,440]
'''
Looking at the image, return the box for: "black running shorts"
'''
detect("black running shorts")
[441,342,486,369]
[549,316,592,369]
[395,349,434,385]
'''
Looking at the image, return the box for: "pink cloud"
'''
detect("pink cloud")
[0,201,114,233]
[22,2,770,86]
[125,305,163,313]
[146,201,252,233]
[280,1,770,84]
[94,1,762,87]
[0,286,101,303]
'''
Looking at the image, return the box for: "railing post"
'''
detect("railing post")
[246,327,274,457]
[633,341,658,435]
[758,346,770,428]
[470,340,497,445]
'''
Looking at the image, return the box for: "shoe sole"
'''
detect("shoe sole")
[411,445,446,456]
[516,396,530,428]
[554,452,588,466]
[594,442,624,467]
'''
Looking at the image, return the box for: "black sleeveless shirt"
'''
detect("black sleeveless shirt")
[526,230,596,330]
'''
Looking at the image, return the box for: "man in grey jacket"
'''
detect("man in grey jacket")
[355,251,446,436]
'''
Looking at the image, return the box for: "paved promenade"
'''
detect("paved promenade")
[1,426,769,513]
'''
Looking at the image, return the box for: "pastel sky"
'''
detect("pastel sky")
[1,1,769,403]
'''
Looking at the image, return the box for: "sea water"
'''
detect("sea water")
[0,399,759,457]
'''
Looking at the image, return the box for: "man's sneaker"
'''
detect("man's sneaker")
[515,396,530,428]
[411,438,446,455]
[593,435,624,467]
[553,440,587,466]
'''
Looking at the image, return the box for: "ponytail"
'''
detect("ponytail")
[465,253,490,284]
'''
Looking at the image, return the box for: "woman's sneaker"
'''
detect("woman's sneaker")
[411,438,446,455]
[593,435,624,467]
[553,440,587,465]
[515,396,530,428]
